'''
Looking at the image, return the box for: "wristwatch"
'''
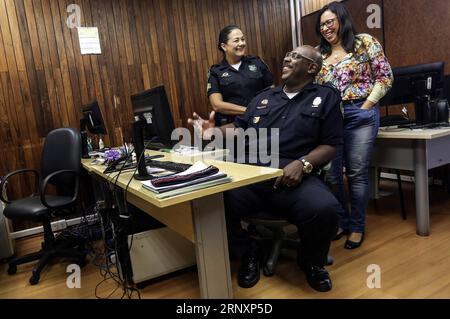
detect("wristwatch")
[300,158,313,174]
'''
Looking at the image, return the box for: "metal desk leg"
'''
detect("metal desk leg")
[414,140,430,236]
[192,193,233,299]
[369,166,379,199]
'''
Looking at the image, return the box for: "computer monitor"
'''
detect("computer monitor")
[130,86,176,180]
[131,85,176,149]
[380,61,445,126]
[80,100,107,158]
[81,100,107,135]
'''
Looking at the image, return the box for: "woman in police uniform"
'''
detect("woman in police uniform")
[207,25,274,126]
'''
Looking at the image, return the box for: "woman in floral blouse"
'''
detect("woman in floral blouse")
[315,1,393,249]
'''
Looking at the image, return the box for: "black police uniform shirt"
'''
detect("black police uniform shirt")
[233,83,343,169]
[207,55,273,126]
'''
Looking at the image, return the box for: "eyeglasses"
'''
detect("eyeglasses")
[319,18,337,30]
[284,51,317,64]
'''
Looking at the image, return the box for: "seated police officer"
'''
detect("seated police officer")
[188,45,343,292]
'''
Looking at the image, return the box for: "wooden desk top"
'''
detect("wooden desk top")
[82,151,283,208]
[377,127,450,140]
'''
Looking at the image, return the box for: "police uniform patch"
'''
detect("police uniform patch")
[312,97,322,108]
[248,65,257,72]
[253,116,260,124]
[257,99,269,109]
[207,83,211,92]
[221,72,230,77]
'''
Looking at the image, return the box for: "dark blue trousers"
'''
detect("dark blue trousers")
[224,174,340,267]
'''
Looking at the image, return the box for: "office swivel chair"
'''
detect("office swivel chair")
[244,166,334,277]
[244,213,298,276]
[0,128,86,285]
[244,213,334,277]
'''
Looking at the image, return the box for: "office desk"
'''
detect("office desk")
[82,151,282,298]
[370,127,450,236]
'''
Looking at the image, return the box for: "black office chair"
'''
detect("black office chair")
[244,213,334,277]
[0,128,86,285]
[244,167,334,277]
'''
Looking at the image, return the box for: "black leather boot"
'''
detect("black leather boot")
[302,264,332,292]
[237,245,261,288]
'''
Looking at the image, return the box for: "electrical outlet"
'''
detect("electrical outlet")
[51,220,68,232]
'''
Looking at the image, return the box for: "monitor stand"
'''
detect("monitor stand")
[133,120,153,181]
[80,119,90,159]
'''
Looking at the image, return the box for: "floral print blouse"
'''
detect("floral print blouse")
[315,33,393,103]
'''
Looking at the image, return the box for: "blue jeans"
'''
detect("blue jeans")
[326,101,379,233]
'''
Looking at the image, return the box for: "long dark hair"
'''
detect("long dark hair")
[218,25,241,53]
[315,1,357,55]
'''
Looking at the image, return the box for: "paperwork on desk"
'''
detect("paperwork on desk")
[141,161,231,197]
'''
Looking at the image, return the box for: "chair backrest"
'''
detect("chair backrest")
[41,128,81,191]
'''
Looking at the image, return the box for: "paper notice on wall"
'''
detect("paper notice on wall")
[78,27,101,55]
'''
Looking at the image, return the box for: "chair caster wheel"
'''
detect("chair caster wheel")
[263,266,275,277]
[136,282,146,290]
[7,265,17,275]
[29,274,40,285]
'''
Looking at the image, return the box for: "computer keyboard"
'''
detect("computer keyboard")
[380,115,411,127]
[103,158,191,174]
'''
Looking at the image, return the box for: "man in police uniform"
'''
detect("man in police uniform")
[189,45,343,292]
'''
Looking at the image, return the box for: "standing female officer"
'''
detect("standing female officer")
[207,25,273,126]
[315,2,393,249]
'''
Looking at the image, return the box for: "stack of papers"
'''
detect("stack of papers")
[141,161,231,196]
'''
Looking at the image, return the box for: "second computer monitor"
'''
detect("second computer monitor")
[82,100,107,135]
[131,85,175,148]
[379,61,445,125]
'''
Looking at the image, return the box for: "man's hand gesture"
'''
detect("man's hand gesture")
[187,111,216,139]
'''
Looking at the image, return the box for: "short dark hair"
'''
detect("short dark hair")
[315,1,357,55]
[218,25,241,53]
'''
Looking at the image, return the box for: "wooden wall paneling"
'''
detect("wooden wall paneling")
[111,0,133,141]
[0,73,16,145]
[13,0,43,178]
[83,0,110,147]
[6,0,41,188]
[243,0,254,50]
[50,0,78,129]
[0,25,8,72]
[5,0,26,72]
[384,0,450,74]
[0,0,27,141]
[57,0,83,128]
[104,0,128,142]
[91,0,118,147]
[42,0,71,128]
[78,0,95,103]
[15,0,48,138]
[127,0,144,94]
[190,0,207,124]
[252,0,263,55]
[177,0,194,122]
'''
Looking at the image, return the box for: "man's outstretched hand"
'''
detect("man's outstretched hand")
[187,111,216,139]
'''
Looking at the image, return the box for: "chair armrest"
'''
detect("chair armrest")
[0,169,40,204]
[40,170,80,209]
